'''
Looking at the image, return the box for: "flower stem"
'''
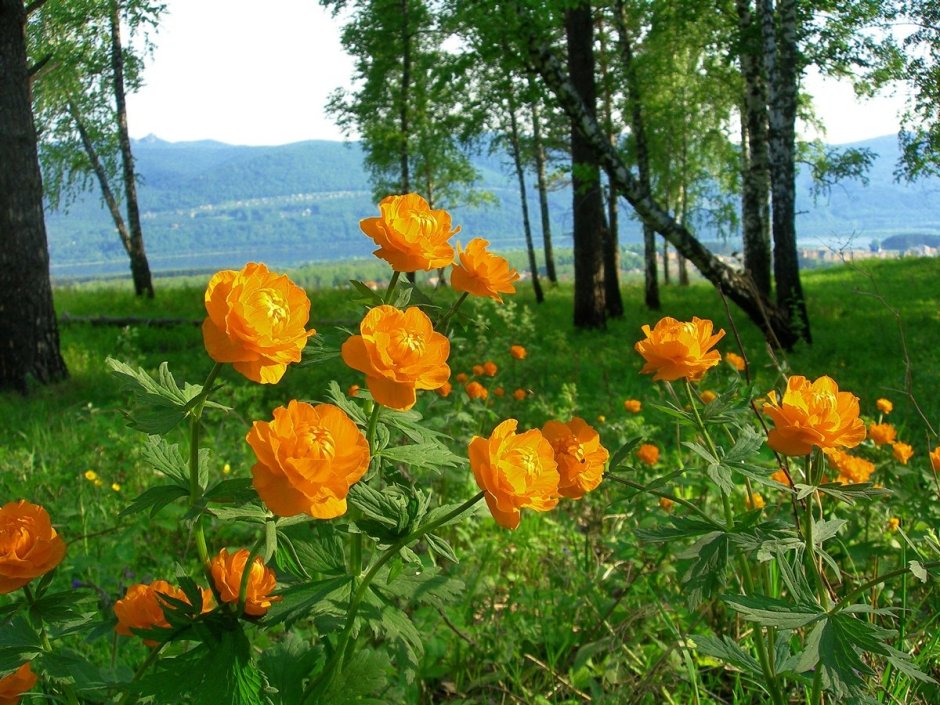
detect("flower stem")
[436,291,469,331]
[604,473,722,529]
[383,271,401,304]
[301,491,485,703]
[189,363,223,571]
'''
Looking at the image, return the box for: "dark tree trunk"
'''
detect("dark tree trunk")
[565,1,606,328]
[677,184,690,285]
[110,0,153,298]
[760,0,810,342]
[596,21,623,318]
[0,0,68,391]
[530,97,557,284]
[737,0,772,299]
[400,0,415,284]
[508,100,544,304]
[524,15,800,348]
[614,1,659,310]
[662,239,670,284]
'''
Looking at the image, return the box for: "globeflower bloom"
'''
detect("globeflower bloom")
[762,375,866,456]
[659,497,675,511]
[202,263,314,384]
[0,663,36,704]
[930,446,940,472]
[468,419,559,529]
[876,398,893,415]
[247,401,370,519]
[700,390,717,404]
[435,381,453,398]
[770,468,793,486]
[510,345,527,360]
[825,449,875,484]
[746,493,765,510]
[359,193,457,272]
[868,422,897,446]
[725,351,746,372]
[483,360,498,377]
[541,417,609,499]
[513,388,527,401]
[341,305,450,410]
[114,580,213,646]
[210,549,280,617]
[0,501,66,594]
[624,399,642,413]
[472,364,484,377]
[636,444,660,466]
[634,317,725,382]
[892,441,914,465]
[465,381,488,400]
[451,238,520,303]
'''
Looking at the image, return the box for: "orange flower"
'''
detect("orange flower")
[930,446,940,472]
[341,305,450,410]
[202,263,315,384]
[876,398,893,415]
[510,345,527,360]
[472,364,484,377]
[868,422,897,446]
[887,517,900,532]
[114,580,213,646]
[634,317,725,382]
[891,441,914,465]
[468,419,559,529]
[483,360,498,377]
[493,386,505,397]
[465,381,488,400]
[659,497,675,511]
[210,549,280,617]
[700,390,717,404]
[0,663,36,704]
[762,375,866,456]
[636,444,660,466]
[624,399,642,413]
[770,468,793,486]
[359,193,457,272]
[347,384,360,398]
[542,417,608,499]
[513,388,527,401]
[451,238,520,302]
[455,372,468,384]
[247,401,369,519]
[825,449,875,484]
[0,501,66,595]
[725,351,746,372]
[746,493,765,510]
[435,381,453,398]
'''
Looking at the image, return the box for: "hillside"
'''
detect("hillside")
[45,133,940,279]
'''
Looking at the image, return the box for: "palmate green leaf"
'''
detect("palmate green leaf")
[349,279,386,306]
[324,380,368,425]
[38,649,120,694]
[322,648,391,704]
[209,503,270,524]
[120,484,189,518]
[374,564,464,609]
[141,435,189,487]
[607,437,643,472]
[362,602,423,680]
[265,577,351,628]
[722,594,824,629]
[378,441,465,470]
[0,617,42,672]
[258,632,321,705]
[909,560,929,582]
[647,401,694,424]
[27,589,87,624]
[425,533,459,564]
[382,405,450,445]
[692,634,762,676]
[204,477,256,504]
[281,524,347,577]
[680,532,732,608]
[795,482,891,504]
[636,516,721,542]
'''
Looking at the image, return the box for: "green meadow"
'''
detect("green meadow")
[2,255,939,703]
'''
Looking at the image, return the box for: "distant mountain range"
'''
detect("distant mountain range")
[44,133,940,279]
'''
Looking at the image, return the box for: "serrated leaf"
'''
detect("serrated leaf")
[107,358,206,434]
[376,565,464,609]
[636,516,722,542]
[608,437,643,471]
[647,401,694,423]
[379,442,465,469]
[721,427,765,466]
[204,478,256,504]
[322,648,391,704]
[680,532,732,607]
[812,518,847,546]
[258,632,321,705]
[286,524,347,576]
[816,482,891,504]
[38,649,117,693]
[693,634,762,675]
[722,594,824,629]
[683,441,719,466]
[265,577,351,627]
[141,435,190,487]
[120,484,189,518]
[324,380,369,425]
[349,280,385,306]
[425,533,459,563]
[706,463,736,494]
[209,503,270,523]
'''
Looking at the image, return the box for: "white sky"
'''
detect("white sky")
[126,0,909,147]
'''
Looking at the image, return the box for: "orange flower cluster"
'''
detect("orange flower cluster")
[451,238,520,303]
[246,401,370,519]
[762,375,866,456]
[435,381,453,398]
[469,419,560,529]
[868,423,896,446]
[472,364,484,376]
[0,663,36,704]
[360,193,457,272]
[542,417,609,499]
[876,398,893,414]
[725,351,746,372]
[887,517,900,532]
[892,441,914,465]
[635,317,725,382]
[465,381,488,400]
[202,263,314,384]
[210,549,280,617]
[510,345,527,360]
[114,580,214,646]
[483,360,498,377]
[341,305,450,410]
[825,449,876,484]
[0,501,66,595]
[624,399,642,413]
[636,444,660,466]
[513,388,527,401]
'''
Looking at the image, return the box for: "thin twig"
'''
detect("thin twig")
[523,653,593,702]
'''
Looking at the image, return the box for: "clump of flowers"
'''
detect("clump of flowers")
[114,580,213,646]
[435,381,453,398]
[451,238,520,303]
[510,345,527,360]
[891,441,914,465]
[762,375,866,456]
[483,360,498,377]
[341,305,450,410]
[868,422,896,446]
[725,351,746,372]
[246,401,370,519]
[887,517,900,532]
[465,381,488,400]
[468,419,559,529]
[541,417,609,499]
[624,399,642,413]
[0,501,67,594]
[636,444,660,466]
[634,317,725,382]
[202,262,314,384]
[825,449,876,484]
[210,549,280,617]
[359,193,457,272]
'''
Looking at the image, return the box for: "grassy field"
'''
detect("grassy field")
[2,255,939,703]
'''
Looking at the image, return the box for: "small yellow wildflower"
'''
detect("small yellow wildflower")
[700,390,717,404]
[222,463,232,475]
[596,415,606,424]
[876,398,893,415]
[84,470,98,482]
[746,493,765,510]
[887,517,900,532]
[111,483,121,492]
[659,497,675,512]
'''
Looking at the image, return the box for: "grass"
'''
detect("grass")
[2,255,939,703]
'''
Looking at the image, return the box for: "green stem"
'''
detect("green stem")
[301,491,485,704]
[831,561,940,614]
[383,271,401,304]
[237,536,265,617]
[803,453,831,609]
[436,291,469,331]
[684,380,734,529]
[604,473,722,529]
[189,363,223,571]
[116,644,166,705]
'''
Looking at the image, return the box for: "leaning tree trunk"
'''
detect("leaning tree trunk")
[760,0,810,342]
[565,1,606,329]
[530,96,558,284]
[110,0,153,298]
[615,0,659,310]
[508,100,544,304]
[597,21,623,318]
[737,0,772,299]
[0,0,68,391]
[524,13,800,348]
